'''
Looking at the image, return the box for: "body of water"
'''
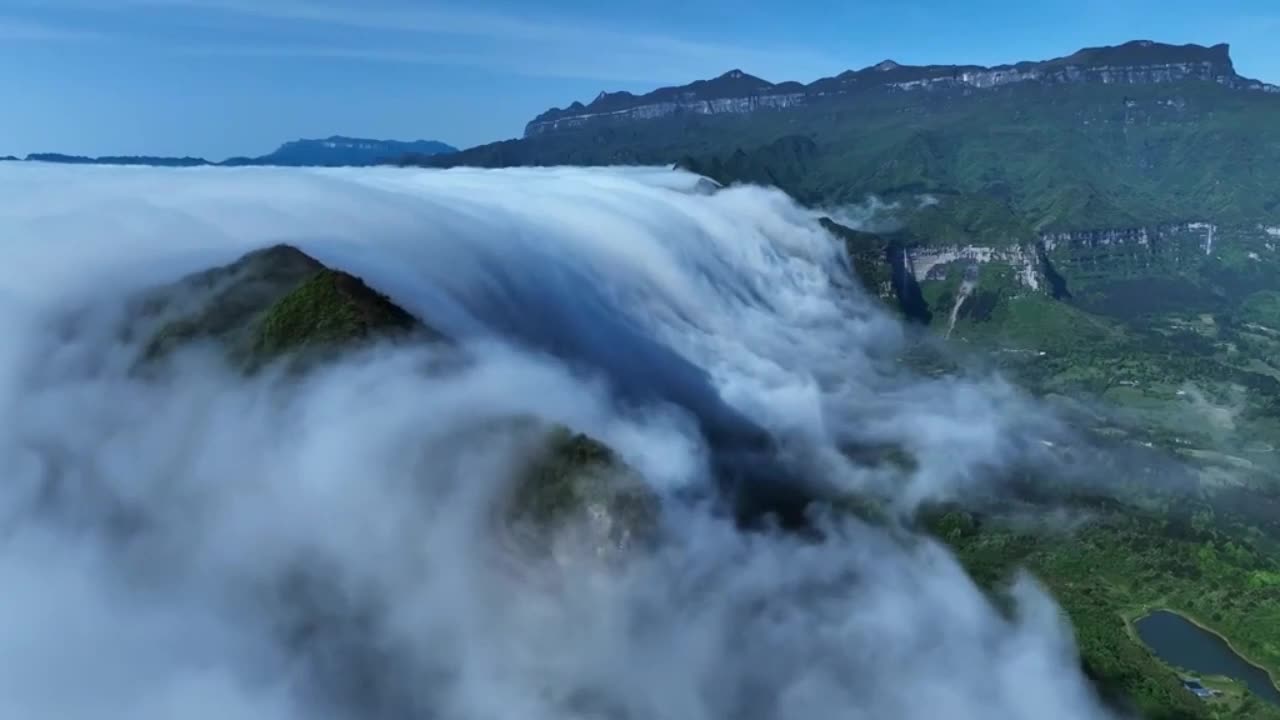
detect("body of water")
[1135,610,1280,706]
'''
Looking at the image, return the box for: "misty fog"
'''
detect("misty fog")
[0,163,1120,719]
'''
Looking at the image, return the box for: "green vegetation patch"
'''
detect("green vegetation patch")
[904,193,1033,247]
[819,217,894,301]
[140,244,325,362]
[249,268,425,362]
[430,80,1280,235]
[135,244,446,373]
[1240,291,1280,329]
[934,508,1280,719]
[508,426,661,555]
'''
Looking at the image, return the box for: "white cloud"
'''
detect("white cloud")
[0,164,1120,719]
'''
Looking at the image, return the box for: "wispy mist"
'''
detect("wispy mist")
[0,163,1118,719]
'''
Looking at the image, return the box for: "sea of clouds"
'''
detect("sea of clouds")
[0,163,1120,719]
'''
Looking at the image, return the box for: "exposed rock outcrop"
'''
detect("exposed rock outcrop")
[1039,222,1218,280]
[909,245,1044,291]
[830,218,1280,327]
[895,222,1229,293]
[821,217,931,323]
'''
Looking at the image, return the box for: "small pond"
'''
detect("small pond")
[1134,610,1280,706]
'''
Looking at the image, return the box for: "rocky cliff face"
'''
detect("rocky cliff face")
[908,245,1044,291]
[527,70,807,135]
[525,41,1277,136]
[831,219,1256,309]
[901,222,1280,296]
[1038,222,1220,284]
[1038,222,1214,252]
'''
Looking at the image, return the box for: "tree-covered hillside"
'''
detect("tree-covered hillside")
[412,42,1280,236]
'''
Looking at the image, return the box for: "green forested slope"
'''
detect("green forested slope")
[419,81,1280,234]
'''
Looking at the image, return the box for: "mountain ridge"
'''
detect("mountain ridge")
[525,40,1278,136]
[224,135,457,167]
[416,37,1280,236]
[19,135,457,168]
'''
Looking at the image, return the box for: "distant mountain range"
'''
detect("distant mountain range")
[224,136,456,167]
[413,40,1280,236]
[5,136,457,168]
[522,40,1277,136]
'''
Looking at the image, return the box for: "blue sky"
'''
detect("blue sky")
[2,0,1278,159]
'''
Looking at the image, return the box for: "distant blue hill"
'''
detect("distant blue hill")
[222,136,458,167]
[18,136,457,168]
[25,153,211,167]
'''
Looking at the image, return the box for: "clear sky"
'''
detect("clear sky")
[2,0,1278,160]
